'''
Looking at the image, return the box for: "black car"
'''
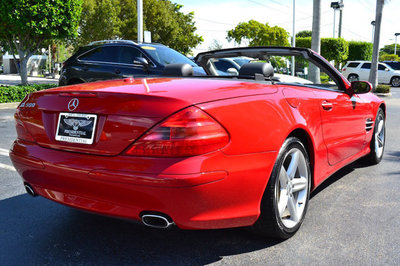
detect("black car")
[383,61,400,70]
[59,40,204,86]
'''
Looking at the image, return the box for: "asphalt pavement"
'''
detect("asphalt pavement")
[0,88,399,265]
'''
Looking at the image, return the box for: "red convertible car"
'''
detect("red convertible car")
[10,47,385,239]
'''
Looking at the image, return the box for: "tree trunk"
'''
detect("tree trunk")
[369,0,384,91]
[309,0,321,84]
[19,56,29,85]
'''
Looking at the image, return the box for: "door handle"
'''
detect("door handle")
[321,101,333,111]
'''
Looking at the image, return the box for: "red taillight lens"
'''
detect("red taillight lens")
[342,67,347,72]
[125,106,229,157]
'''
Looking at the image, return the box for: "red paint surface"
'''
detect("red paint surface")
[10,76,384,229]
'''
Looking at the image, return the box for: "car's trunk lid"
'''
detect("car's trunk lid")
[16,78,277,156]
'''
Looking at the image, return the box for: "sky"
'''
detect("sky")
[175,0,400,54]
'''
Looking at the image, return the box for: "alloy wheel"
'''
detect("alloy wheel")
[276,148,309,229]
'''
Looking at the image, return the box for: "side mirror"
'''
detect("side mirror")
[350,81,372,94]
[133,57,149,70]
[226,68,239,76]
[385,68,390,72]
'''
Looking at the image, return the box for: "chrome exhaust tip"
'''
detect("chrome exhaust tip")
[141,214,174,229]
[24,183,37,197]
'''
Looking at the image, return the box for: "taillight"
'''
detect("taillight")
[125,106,229,157]
[342,67,347,72]
[14,112,36,143]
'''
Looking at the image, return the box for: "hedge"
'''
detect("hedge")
[0,84,58,103]
[348,41,373,61]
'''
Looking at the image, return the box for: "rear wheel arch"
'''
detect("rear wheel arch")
[287,128,315,188]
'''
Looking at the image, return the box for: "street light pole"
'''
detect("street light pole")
[291,0,296,76]
[137,0,143,43]
[338,0,343,38]
[371,21,376,43]
[331,2,344,38]
[395,33,400,56]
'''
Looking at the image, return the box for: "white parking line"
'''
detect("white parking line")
[0,162,16,171]
[0,148,10,157]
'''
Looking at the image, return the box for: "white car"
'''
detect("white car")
[342,61,400,87]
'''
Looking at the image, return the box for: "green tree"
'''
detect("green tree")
[296,30,312,38]
[347,41,373,61]
[295,37,349,64]
[78,0,121,46]
[78,0,203,55]
[0,0,82,85]
[379,54,399,61]
[227,20,290,47]
[380,43,399,56]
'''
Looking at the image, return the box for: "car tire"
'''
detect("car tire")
[251,137,311,239]
[363,108,385,165]
[348,74,359,82]
[390,76,400,87]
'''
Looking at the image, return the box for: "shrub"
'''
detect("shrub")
[0,84,57,103]
[347,41,373,61]
[375,84,390,93]
[379,54,399,62]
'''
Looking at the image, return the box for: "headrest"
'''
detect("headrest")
[163,63,194,76]
[239,62,274,79]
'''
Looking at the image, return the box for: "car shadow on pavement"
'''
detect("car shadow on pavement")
[310,158,372,199]
[0,194,282,265]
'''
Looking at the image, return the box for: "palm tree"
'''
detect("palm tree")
[369,0,387,90]
[309,0,321,84]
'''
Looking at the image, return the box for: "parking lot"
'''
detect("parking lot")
[1,89,400,265]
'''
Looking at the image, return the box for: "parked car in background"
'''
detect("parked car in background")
[342,60,400,86]
[383,61,400,71]
[11,47,385,240]
[211,57,252,75]
[59,40,204,86]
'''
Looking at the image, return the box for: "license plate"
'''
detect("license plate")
[55,113,97,144]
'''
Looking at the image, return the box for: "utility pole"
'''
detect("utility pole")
[338,0,343,38]
[137,0,143,43]
[291,0,296,76]
[310,0,321,84]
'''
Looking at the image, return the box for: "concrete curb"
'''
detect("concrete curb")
[0,102,20,110]
[374,92,392,97]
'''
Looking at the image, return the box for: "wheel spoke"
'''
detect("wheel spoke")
[287,151,300,180]
[278,190,288,216]
[377,120,384,134]
[279,166,289,186]
[292,177,308,193]
[377,136,384,147]
[287,195,298,222]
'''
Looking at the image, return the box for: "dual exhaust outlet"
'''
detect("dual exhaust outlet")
[25,183,174,229]
[141,213,174,229]
[24,183,37,197]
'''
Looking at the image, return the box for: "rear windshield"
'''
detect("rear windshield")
[140,45,197,67]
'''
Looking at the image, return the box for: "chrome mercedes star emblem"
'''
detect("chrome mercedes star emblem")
[68,98,79,111]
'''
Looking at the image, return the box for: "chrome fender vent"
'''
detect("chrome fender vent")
[366,118,374,132]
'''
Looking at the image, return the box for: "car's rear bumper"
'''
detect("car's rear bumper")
[10,139,277,230]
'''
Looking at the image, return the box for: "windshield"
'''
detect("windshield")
[140,44,197,67]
